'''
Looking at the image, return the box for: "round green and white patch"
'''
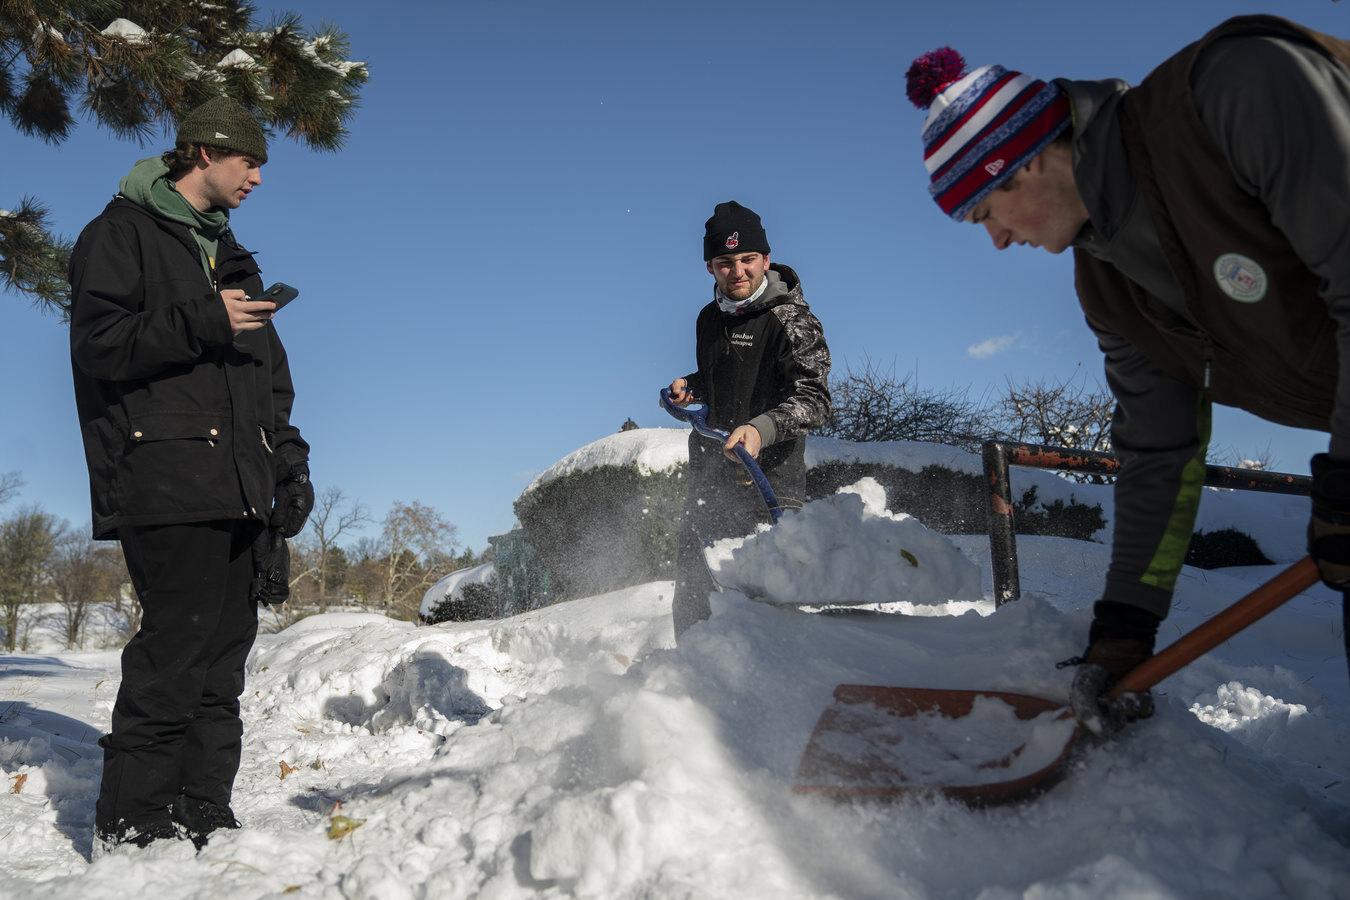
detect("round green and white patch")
[1213,252,1268,303]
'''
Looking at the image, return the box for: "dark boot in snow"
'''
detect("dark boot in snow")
[172,794,241,849]
[93,816,182,854]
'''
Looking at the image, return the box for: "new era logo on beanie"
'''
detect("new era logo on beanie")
[905,47,1070,221]
[704,201,770,261]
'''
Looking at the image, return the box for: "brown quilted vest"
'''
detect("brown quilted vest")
[1074,15,1347,431]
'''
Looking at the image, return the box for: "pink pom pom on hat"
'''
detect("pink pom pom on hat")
[905,47,1071,221]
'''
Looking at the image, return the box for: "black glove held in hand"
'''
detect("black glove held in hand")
[1066,601,1159,736]
[250,529,290,606]
[1309,453,1350,589]
[271,462,314,539]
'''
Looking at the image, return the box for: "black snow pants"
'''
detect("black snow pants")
[96,520,262,834]
[672,434,804,639]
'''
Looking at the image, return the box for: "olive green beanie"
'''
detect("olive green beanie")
[176,96,268,163]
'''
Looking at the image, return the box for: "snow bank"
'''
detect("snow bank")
[707,477,982,606]
[2,557,1347,897]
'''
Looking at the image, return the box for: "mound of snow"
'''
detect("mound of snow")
[707,477,982,606]
[100,19,146,42]
[1,558,1347,896]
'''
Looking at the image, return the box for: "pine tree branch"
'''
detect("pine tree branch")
[0,198,72,318]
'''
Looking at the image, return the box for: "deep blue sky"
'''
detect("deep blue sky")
[3,0,1344,551]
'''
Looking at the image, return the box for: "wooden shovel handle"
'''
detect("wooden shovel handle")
[1111,557,1320,697]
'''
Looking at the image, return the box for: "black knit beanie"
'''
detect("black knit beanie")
[703,200,770,261]
[177,96,268,163]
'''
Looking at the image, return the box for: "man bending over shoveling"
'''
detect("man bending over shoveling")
[902,14,1350,731]
[666,201,831,639]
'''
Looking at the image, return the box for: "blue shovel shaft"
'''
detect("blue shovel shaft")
[659,387,783,522]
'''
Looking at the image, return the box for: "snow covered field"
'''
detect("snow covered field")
[1,476,1347,898]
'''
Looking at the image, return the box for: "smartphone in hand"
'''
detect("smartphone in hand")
[258,282,299,311]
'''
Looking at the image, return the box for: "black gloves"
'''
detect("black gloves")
[253,459,308,606]
[1066,601,1160,736]
[1309,453,1350,589]
[271,461,314,538]
[250,528,290,606]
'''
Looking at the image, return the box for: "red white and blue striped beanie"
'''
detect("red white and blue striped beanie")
[906,48,1071,221]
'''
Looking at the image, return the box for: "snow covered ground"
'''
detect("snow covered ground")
[1,479,1346,898]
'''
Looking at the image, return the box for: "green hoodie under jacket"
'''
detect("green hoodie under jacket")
[118,157,230,281]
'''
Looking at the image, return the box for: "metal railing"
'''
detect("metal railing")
[981,440,1312,607]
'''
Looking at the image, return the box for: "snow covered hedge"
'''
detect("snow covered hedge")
[515,463,686,603]
[516,429,1107,603]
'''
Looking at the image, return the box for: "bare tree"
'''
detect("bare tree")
[1209,442,1278,472]
[988,375,1115,483]
[344,536,383,609]
[0,471,22,508]
[994,377,1114,444]
[820,361,989,450]
[378,501,460,620]
[0,506,63,650]
[298,487,368,611]
[49,533,125,648]
[108,560,144,645]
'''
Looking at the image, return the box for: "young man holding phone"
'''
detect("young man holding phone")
[68,96,313,849]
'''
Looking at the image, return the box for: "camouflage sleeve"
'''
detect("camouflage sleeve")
[750,305,831,445]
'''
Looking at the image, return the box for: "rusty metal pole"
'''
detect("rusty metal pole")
[982,441,1020,607]
[979,438,1310,612]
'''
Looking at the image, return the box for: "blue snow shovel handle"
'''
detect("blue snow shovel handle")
[659,387,783,522]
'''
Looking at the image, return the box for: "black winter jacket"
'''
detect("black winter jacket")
[68,196,308,539]
[684,264,831,498]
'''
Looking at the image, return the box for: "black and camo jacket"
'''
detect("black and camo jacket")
[683,263,831,491]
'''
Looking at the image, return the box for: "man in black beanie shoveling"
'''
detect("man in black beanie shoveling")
[666,201,831,638]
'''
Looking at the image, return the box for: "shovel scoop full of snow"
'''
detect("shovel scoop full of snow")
[792,558,1319,806]
[792,685,1080,806]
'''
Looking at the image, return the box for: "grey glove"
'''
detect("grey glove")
[1069,639,1155,736]
[1063,601,1159,735]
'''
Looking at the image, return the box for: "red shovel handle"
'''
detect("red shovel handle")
[1111,557,1320,697]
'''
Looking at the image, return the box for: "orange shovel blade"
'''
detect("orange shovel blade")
[791,684,1082,806]
[792,559,1320,806]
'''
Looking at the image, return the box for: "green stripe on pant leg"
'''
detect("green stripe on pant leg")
[1141,398,1212,592]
